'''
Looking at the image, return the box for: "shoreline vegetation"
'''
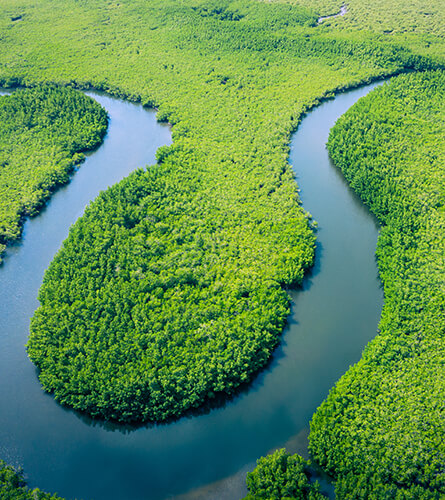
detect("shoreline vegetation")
[243,449,326,499]
[246,69,445,500]
[0,460,62,500]
[310,70,445,499]
[0,85,108,264]
[0,0,444,497]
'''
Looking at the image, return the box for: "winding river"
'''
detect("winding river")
[0,83,383,499]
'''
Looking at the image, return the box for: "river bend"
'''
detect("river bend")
[0,84,383,499]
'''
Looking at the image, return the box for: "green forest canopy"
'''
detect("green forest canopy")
[244,449,326,499]
[0,85,108,263]
[0,0,444,497]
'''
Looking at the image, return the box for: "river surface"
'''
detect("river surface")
[0,83,383,499]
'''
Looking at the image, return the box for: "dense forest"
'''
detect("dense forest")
[309,70,445,498]
[0,85,108,263]
[28,163,305,421]
[0,0,444,497]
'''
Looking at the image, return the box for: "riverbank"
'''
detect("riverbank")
[310,69,445,499]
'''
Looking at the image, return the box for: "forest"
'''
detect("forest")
[0,85,108,263]
[0,0,444,497]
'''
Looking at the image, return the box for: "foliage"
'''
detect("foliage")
[309,70,445,498]
[0,85,108,263]
[0,0,443,488]
[309,0,445,39]
[7,0,439,423]
[244,449,326,499]
[0,460,62,499]
[295,0,445,60]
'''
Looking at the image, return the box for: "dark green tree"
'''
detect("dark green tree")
[244,449,326,499]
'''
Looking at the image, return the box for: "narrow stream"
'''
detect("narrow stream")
[0,83,383,500]
[317,4,347,24]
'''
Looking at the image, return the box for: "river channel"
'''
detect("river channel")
[0,83,383,499]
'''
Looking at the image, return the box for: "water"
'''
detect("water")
[0,83,384,499]
[318,4,348,24]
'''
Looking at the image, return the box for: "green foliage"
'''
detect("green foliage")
[244,449,326,499]
[8,0,440,424]
[0,0,443,497]
[311,0,445,39]
[0,460,63,499]
[0,85,108,262]
[310,70,445,498]
[28,163,303,421]
[295,0,445,61]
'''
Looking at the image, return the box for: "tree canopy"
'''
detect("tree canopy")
[0,85,108,263]
[244,449,326,500]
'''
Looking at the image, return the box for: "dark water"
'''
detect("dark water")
[0,83,383,500]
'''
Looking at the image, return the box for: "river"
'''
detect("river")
[0,83,383,499]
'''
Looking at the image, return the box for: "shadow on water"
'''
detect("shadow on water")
[0,82,386,500]
[300,241,324,289]
[327,155,381,228]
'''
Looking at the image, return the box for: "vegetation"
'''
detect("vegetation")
[309,70,445,498]
[0,460,62,499]
[28,163,304,421]
[244,449,326,499]
[3,0,437,423]
[305,0,445,56]
[0,0,444,496]
[0,85,108,263]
